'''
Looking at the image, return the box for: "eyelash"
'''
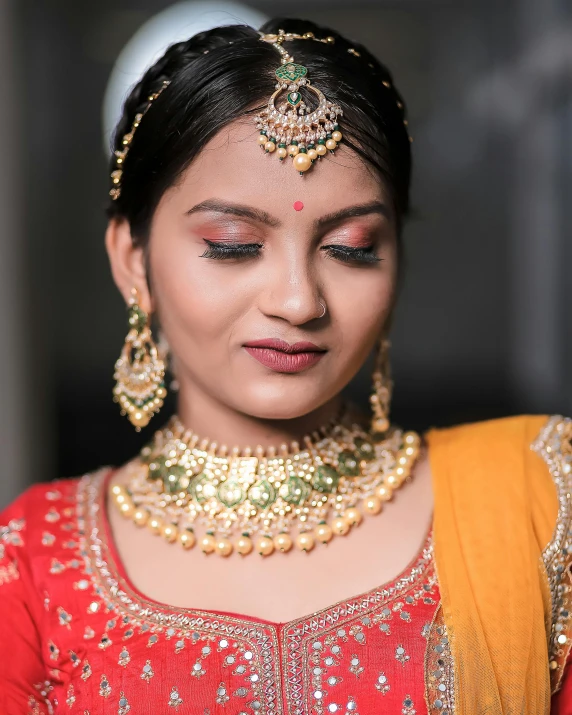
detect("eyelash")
[200,240,382,264]
[200,242,259,260]
[325,245,381,264]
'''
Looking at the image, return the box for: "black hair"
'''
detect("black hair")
[106,18,412,245]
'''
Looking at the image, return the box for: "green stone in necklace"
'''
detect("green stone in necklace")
[111,410,421,558]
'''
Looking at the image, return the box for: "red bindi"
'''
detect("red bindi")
[293,201,304,212]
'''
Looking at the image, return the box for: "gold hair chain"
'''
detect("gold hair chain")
[109,80,170,201]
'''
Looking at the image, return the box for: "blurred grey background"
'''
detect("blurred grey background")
[1,0,571,509]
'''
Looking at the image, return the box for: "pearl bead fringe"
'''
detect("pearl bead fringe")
[111,423,421,558]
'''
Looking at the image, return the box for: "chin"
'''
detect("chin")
[235,386,328,421]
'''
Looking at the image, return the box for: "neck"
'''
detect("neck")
[174,385,359,451]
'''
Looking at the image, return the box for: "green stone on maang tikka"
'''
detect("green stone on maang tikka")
[336,451,360,477]
[248,480,277,509]
[311,464,340,493]
[275,63,308,83]
[287,92,302,107]
[279,476,310,505]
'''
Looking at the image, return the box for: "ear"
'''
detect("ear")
[105,218,152,313]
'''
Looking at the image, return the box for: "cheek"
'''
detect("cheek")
[328,265,396,366]
[150,230,238,319]
[332,263,396,328]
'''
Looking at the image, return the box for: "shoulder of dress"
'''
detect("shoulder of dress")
[1,477,78,517]
[0,470,110,589]
[424,413,556,452]
[0,470,111,539]
[0,479,76,557]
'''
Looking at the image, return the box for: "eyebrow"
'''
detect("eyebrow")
[314,201,390,231]
[185,199,281,227]
[185,198,389,230]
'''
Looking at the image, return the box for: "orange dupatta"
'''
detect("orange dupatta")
[426,415,570,714]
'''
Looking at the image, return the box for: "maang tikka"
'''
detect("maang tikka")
[256,30,343,174]
[113,288,167,430]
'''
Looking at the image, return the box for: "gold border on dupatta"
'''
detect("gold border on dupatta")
[533,415,572,694]
[423,414,572,709]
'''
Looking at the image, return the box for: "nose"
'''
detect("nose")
[259,250,324,325]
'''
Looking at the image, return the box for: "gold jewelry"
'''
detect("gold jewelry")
[110,80,171,201]
[113,288,167,430]
[109,32,412,199]
[256,30,343,174]
[370,337,392,434]
[111,403,421,557]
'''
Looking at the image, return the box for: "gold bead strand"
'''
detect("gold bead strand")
[109,80,171,201]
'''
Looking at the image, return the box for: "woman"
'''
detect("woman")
[0,17,570,715]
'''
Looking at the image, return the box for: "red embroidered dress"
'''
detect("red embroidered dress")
[0,467,570,714]
[0,470,448,715]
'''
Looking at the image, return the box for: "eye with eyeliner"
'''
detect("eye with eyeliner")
[200,240,262,260]
[321,244,382,264]
[199,239,382,264]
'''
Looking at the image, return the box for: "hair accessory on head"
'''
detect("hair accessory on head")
[110,80,171,200]
[256,30,344,175]
[108,30,411,200]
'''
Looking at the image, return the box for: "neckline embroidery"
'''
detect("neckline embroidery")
[77,468,435,630]
[73,470,437,715]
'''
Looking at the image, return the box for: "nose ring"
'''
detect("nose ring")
[318,300,327,318]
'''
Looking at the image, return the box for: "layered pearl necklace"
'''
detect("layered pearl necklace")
[111,405,421,557]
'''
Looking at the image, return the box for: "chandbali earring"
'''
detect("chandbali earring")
[113,288,167,430]
[370,336,393,434]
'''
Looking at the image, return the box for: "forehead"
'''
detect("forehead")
[162,118,388,218]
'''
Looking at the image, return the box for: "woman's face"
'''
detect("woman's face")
[109,118,398,421]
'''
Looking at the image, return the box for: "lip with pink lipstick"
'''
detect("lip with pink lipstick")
[243,338,327,373]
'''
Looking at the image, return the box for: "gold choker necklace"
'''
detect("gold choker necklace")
[111,405,421,557]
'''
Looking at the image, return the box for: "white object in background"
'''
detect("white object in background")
[102,1,267,154]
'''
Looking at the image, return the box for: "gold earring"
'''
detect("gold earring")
[370,337,392,434]
[113,288,167,430]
